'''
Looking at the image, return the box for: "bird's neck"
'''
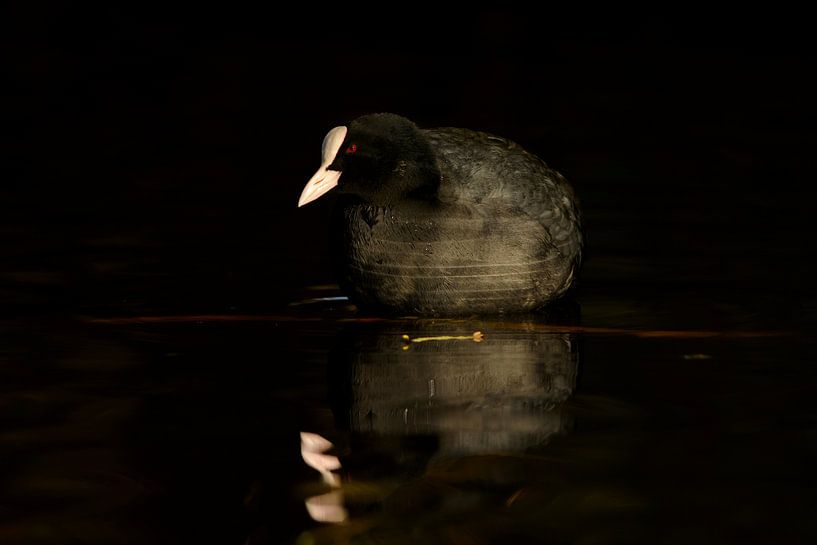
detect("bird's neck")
[356,159,440,208]
[400,161,441,202]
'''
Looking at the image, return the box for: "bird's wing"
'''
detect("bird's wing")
[423,127,582,261]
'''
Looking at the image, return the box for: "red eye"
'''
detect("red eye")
[346,143,357,154]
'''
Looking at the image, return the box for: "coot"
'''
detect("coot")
[298,113,582,315]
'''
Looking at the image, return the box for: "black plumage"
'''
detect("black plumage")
[312,113,582,315]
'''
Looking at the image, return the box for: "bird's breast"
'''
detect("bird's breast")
[332,202,576,315]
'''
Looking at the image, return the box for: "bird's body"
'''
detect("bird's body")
[300,114,582,315]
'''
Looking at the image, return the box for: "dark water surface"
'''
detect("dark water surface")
[3,227,816,544]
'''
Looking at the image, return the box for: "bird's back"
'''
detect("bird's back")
[424,127,582,264]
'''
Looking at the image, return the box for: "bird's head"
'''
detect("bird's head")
[298,113,439,207]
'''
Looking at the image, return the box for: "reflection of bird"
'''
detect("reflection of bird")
[298,113,583,315]
[329,321,579,459]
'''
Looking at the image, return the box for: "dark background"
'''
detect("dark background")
[3,6,817,544]
[3,5,816,324]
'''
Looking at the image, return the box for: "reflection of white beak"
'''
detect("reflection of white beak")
[297,126,347,207]
[305,490,347,524]
[300,431,341,487]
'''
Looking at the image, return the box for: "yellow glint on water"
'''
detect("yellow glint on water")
[400,331,484,344]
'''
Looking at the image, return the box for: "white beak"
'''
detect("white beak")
[297,126,347,207]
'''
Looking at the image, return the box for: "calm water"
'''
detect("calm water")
[2,208,815,544]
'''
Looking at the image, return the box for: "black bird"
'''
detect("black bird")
[298,113,582,315]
